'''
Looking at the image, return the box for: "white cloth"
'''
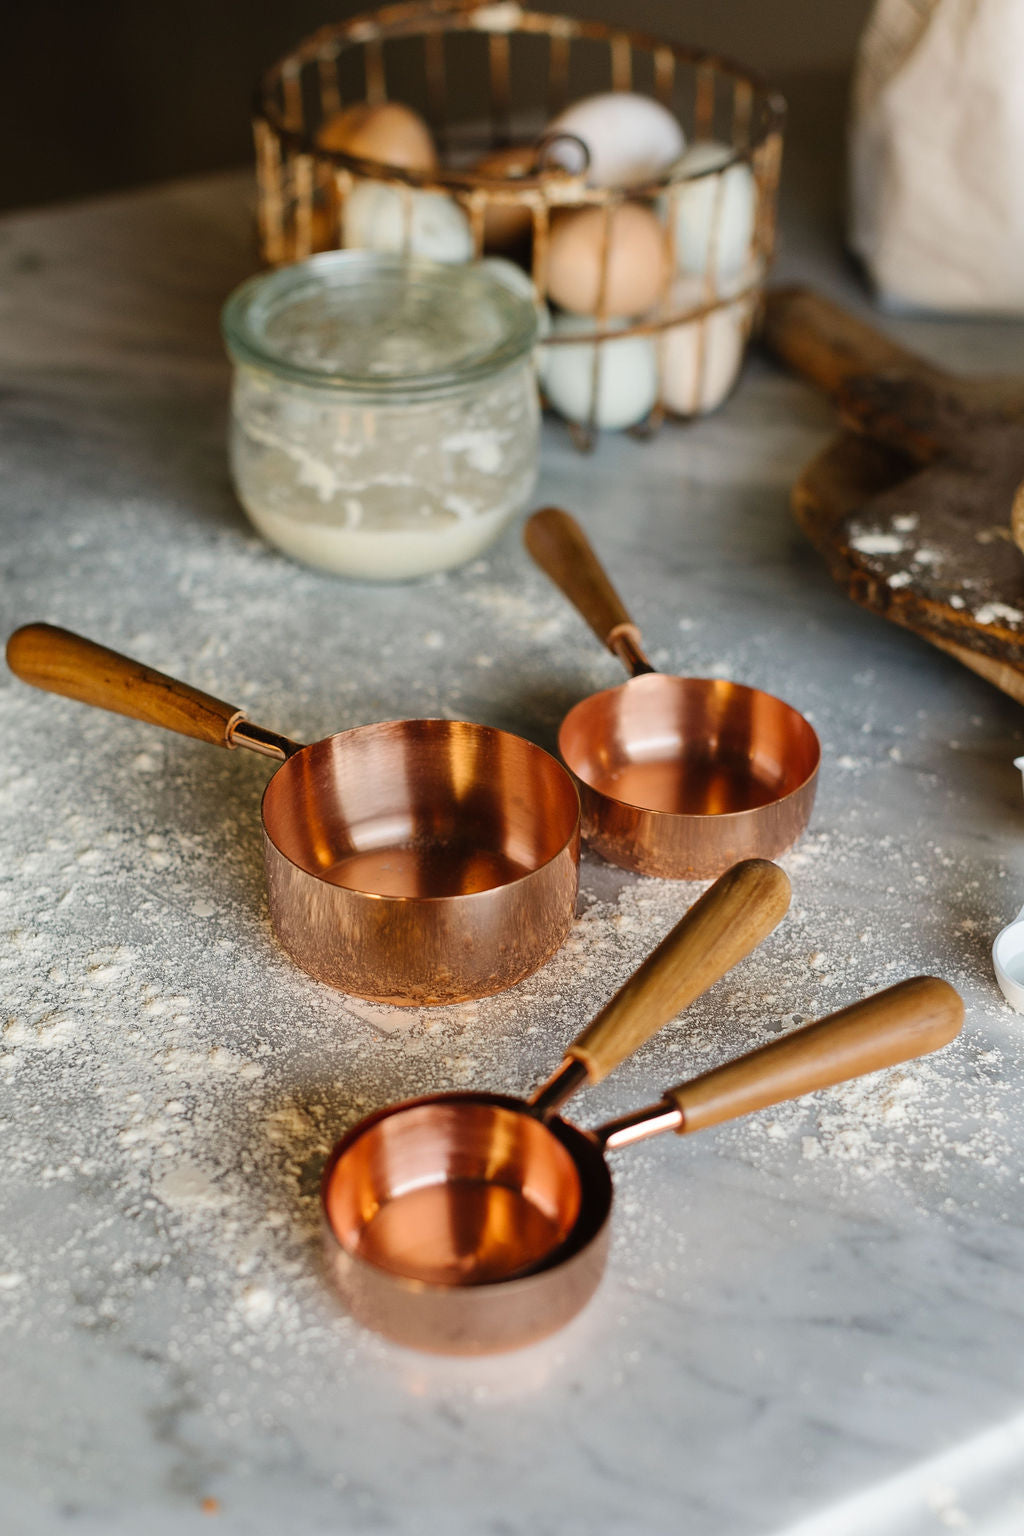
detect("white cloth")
[849,0,1024,313]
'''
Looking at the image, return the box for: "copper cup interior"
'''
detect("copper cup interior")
[261,720,580,899]
[560,673,821,816]
[323,1095,605,1288]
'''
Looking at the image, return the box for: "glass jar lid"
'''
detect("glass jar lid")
[222,251,539,399]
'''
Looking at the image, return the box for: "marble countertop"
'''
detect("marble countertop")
[2,123,1024,1536]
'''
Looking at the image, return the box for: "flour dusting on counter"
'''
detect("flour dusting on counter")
[5,165,1024,1529]
[1,789,1019,1383]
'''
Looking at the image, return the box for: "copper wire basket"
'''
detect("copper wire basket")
[253,1,785,445]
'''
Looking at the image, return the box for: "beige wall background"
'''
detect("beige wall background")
[3,0,874,211]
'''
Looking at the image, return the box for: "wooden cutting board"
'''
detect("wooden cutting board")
[761,286,1024,704]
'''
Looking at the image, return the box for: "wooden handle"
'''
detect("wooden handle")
[6,623,245,748]
[760,286,1006,463]
[761,286,948,401]
[667,975,963,1134]
[763,285,1024,419]
[567,860,791,1084]
[525,506,640,656]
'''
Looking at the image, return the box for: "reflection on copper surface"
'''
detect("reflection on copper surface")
[261,720,581,1003]
[562,673,819,816]
[323,846,533,899]
[324,1097,585,1286]
[263,719,579,885]
[559,673,820,879]
[601,753,781,815]
[321,1093,613,1353]
[352,1181,572,1285]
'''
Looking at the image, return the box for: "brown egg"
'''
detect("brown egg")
[472,145,537,250]
[317,102,438,174]
[546,203,668,317]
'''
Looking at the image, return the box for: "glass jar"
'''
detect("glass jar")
[221,252,540,581]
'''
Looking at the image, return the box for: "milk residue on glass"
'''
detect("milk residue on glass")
[222,253,540,580]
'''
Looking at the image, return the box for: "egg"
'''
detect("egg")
[666,141,757,280]
[546,203,668,317]
[482,260,549,368]
[540,311,658,431]
[479,257,545,314]
[472,145,537,250]
[317,101,438,173]
[342,180,473,263]
[545,92,685,188]
[660,276,755,416]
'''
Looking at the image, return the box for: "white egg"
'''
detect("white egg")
[660,276,754,416]
[480,258,549,370]
[546,92,685,188]
[665,141,757,279]
[342,181,473,263]
[478,256,542,309]
[540,311,658,431]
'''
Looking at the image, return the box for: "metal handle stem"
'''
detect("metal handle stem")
[228,718,304,761]
[598,1102,683,1150]
[607,623,656,678]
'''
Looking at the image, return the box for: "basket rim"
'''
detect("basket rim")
[254,0,786,196]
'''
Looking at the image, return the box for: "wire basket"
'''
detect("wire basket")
[254,0,785,446]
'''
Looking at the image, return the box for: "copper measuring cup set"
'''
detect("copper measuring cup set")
[6,545,962,1360]
[6,624,580,1006]
[321,859,963,1354]
[323,858,793,1352]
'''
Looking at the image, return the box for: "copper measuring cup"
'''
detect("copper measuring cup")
[524,507,822,879]
[323,953,963,1355]
[6,623,581,1006]
[322,857,793,1351]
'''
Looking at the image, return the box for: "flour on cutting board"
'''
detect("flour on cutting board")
[849,520,1024,628]
[975,601,1024,626]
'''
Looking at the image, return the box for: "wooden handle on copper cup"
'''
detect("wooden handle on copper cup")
[566,859,792,1086]
[6,622,246,748]
[666,975,963,1135]
[524,506,653,673]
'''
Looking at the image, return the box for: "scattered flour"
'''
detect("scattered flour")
[850,530,906,556]
[1,524,1021,1442]
[974,601,1024,627]
[154,1162,226,1212]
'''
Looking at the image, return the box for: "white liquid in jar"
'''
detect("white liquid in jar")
[243,497,515,580]
[230,359,538,581]
[224,253,541,581]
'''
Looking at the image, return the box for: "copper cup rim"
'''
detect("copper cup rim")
[559,672,822,822]
[321,1089,614,1296]
[258,716,582,904]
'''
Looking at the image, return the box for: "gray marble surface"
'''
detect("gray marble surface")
[2,140,1024,1536]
